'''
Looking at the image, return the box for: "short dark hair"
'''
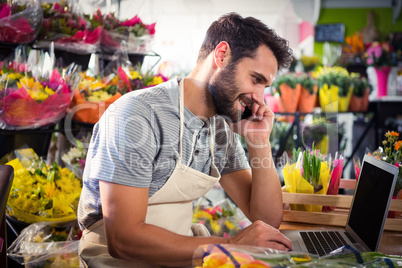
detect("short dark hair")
[197,13,293,71]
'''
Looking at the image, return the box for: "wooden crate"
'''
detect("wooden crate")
[282,179,402,232]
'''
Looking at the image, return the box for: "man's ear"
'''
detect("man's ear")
[214,41,231,68]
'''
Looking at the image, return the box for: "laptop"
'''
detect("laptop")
[281,154,399,256]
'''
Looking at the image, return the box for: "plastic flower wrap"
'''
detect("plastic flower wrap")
[193,198,249,237]
[6,148,82,224]
[322,153,344,212]
[0,1,42,44]
[282,146,333,212]
[34,1,101,54]
[0,60,80,130]
[271,72,301,117]
[312,66,353,112]
[8,221,80,267]
[193,244,402,267]
[87,9,155,54]
[193,244,315,268]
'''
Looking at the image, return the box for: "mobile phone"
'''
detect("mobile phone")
[241,106,253,120]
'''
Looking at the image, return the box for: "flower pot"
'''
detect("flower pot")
[319,84,339,112]
[297,85,317,113]
[361,89,370,112]
[278,83,301,122]
[348,95,363,112]
[374,66,391,97]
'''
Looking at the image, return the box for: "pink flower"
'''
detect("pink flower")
[395,162,400,168]
[145,23,156,35]
[0,3,10,19]
[52,2,65,14]
[367,57,374,65]
[122,15,142,27]
[373,46,382,58]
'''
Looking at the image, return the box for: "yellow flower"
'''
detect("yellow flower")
[6,73,23,80]
[224,220,235,230]
[43,182,57,198]
[146,76,164,86]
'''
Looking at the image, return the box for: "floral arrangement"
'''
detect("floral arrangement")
[87,9,156,54]
[371,131,402,198]
[35,1,101,54]
[0,61,77,129]
[282,145,333,212]
[192,198,248,237]
[61,139,88,179]
[312,66,353,112]
[340,32,365,65]
[0,2,42,44]
[68,65,168,124]
[364,41,395,67]
[322,153,344,212]
[6,148,82,224]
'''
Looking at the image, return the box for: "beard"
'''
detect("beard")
[208,64,243,123]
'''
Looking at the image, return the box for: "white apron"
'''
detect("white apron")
[79,79,221,267]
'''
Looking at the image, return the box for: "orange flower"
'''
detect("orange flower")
[395,141,402,151]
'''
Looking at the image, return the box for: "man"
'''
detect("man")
[78,12,293,267]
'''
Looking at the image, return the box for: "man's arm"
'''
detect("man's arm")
[224,101,283,228]
[100,180,291,266]
[219,144,283,228]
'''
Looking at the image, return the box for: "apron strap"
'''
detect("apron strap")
[179,79,216,166]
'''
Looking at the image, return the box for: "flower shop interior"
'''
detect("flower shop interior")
[1,0,402,267]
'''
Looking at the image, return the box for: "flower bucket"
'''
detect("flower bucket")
[374,66,391,97]
[278,83,301,122]
[68,90,121,124]
[319,84,339,112]
[297,84,317,113]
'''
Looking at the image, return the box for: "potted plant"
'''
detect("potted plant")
[313,66,353,112]
[349,73,372,112]
[271,72,301,121]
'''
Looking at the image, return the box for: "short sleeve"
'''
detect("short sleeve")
[87,97,159,188]
[221,131,250,175]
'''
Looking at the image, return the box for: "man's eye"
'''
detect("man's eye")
[253,76,260,83]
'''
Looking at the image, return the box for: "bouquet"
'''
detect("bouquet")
[362,131,402,198]
[35,1,101,54]
[192,198,249,237]
[0,60,79,130]
[68,64,168,124]
[364,41,395,67]
[8,221,80,267]
[6,148,82,224]
[282,145,333,212]
[87,9,156,54]
[0,1,42,44]
[313,66,353,112]
[61,138,88,179]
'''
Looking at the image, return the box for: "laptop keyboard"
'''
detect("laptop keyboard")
[300,231,355,256]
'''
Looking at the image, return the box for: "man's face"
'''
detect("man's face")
[208,45,278,123]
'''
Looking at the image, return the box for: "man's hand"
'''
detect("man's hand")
[229,101,275,147]
[229,220,293,251]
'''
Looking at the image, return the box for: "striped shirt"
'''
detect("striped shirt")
[77,78,250,230]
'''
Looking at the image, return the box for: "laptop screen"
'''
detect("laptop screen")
[347,155,398,251]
